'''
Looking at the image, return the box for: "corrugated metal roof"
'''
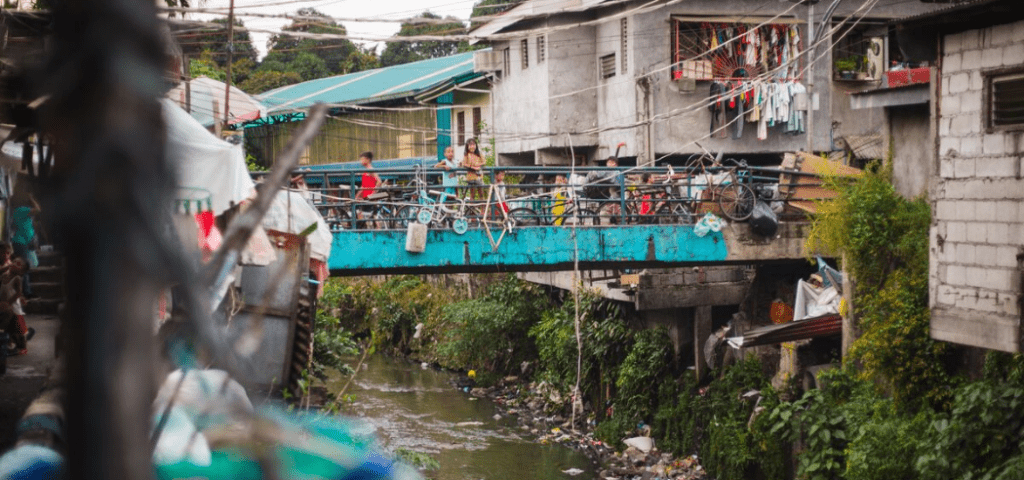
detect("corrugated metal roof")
[257,51,482,115]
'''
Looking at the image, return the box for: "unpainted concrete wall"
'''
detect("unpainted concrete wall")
[930,19,1024,352]
[889,104,933,198]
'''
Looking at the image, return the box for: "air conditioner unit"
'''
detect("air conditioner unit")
[474,50,503,74]
[866,37,885,80]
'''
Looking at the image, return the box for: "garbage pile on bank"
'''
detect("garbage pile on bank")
[455,375,708,480]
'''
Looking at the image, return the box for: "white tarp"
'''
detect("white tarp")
[162,98,255,215]
[793,279,840,321]
[262,190,332,263]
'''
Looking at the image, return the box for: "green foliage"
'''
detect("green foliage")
[433,275,547,374]
[189,53,225,82]
[768,389,847,480]
[311,280,360,378]
[180,18,259,67]
[263,8,362,78]
[807,162,951,411]
[916,376,1024,480]
[613,328,674,427]
[288,51,331,81]
[394,449,440,471]
[238,70,303,94]
[530,291,631,405]
[469,0,519,29]
[380,11,470,67]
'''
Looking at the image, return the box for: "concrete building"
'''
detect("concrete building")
[470,0,942,167]
[894,0,1024,353]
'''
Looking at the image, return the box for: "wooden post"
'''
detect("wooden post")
[223,0,235,128]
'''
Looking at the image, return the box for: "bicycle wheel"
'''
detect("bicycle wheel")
[451,217,469,235]
[565,208,598,226]
[597,201,623,225]
[371,205,394,229]
[395,205,417,228]
[717,184,755,221]
[508,208,540,226]
[417,207,433,225]
[656,202,694,225]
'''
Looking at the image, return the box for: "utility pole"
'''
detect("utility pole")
[224,0,235,129]
[805,0,818,153]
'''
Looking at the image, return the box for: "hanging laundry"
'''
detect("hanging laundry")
[709,81,724,135]
[786,82,807,134]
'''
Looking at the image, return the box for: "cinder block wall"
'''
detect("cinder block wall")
[931,20,1024,352]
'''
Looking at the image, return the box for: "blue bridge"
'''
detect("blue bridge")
[280,162,825,275]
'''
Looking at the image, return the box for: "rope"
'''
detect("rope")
[567,133,584,434]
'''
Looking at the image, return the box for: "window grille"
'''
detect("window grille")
[988,71,1024,130]
[621,18,628,73]
[502,47,511,78]
[671,17,803,81]
[472,107,482,138]
[537,35,546,63]
[521,39,529,69]
[600,53,616,79]
[457,111,466,146]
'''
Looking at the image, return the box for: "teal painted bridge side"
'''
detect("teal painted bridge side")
[328,225,732,275]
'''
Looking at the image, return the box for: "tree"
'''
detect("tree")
[262,8,361,78]
[189,51,225,81]
[341,45,380,74]
[178,17,258,67]
[469,0,520,30]
[380,11,469,67]
[238,70,303,94]
[288,51,329,81]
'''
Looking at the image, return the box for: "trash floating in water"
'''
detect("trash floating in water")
[562,467,585,475]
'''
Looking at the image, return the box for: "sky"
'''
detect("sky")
[197,0,481,59]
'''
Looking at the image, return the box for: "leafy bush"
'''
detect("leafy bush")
[434,276,548,375]
[807,162,952,411]
[311,280,359,378]
[917,378,1024,480]
[530,291,631,408]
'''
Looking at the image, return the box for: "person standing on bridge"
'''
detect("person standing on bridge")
[356,152,383,227]
[462,138,485,201]
[435,146,459,197]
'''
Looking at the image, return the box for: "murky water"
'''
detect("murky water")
[330,354,596,480]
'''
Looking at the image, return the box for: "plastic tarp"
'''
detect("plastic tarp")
[262,190,332,263]
[794,279,840,321]
[162,98,255,215]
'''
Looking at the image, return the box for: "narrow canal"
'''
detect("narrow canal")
[331,354,596,480]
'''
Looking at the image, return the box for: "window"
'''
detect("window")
[537,35,546,63]
[502,47,511,78]
[456,111,466,146]
[671,17,803,81]
[600,53,616,79]
[621,18,628,73]
[472,107,482,139]
[521,39,529,69]
[987,70,1024,131]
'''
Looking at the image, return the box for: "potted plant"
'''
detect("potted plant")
[834,56,860,80]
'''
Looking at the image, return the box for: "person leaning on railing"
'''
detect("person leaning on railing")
[461,138,485,200]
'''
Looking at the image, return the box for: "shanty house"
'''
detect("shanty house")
[245,51,491,166]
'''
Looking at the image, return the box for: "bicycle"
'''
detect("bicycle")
[397,169,472,234]
[506,187,598,226]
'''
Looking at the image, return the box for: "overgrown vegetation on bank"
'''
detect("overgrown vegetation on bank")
[313,164,1024,479]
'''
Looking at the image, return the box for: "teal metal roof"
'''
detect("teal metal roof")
[257,51,482,115]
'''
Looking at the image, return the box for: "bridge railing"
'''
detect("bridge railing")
[257,164,832,232]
